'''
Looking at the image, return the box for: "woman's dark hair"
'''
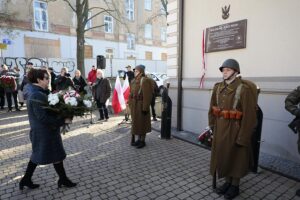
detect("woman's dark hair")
[28,68,49,84]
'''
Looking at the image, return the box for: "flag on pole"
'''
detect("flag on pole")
[112,76,126,114]
[122,75,130,103]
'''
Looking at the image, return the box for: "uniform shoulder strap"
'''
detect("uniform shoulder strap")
[233,84,243,110]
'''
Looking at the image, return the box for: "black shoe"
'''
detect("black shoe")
[58,177,77,188]
[136,141,146,149]
[7,108,12,112]
[16,108,21,111]
[216,182,231,195]
[153,117,157,121]
[98,118,104,121]
[131,140,141,146]
[19,178,40,190]
[224,185,239,199]
[296,189,300,196]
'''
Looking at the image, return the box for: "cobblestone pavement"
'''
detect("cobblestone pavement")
[0,108,300,200]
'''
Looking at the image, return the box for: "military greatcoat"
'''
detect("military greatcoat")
[128,75,153,136]
[208,77,257,178]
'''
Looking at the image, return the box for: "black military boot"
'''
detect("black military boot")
[224,185,239,199]
[136,141,146,149]
[216,182,231,195]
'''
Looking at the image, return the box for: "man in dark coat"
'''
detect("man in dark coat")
[48,67,56,92]
[92,69,111,121]
[208,59,257,199]
[123,65,134,83]
[285,86,300,197]
[128,64,153,148]
[19,68,76,190]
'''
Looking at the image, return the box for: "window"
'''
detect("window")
[145,51,152,60]
[144,24,152,39]
[33,0,48,31]
[125,0,134,21]
[161,27,167,41]
[161,53,167,61]
[127,33,135,50]
[85,12,92,30]
[144,0,151,10]
[104,15,113,33]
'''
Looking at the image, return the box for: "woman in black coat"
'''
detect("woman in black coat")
[19,68,76,190]
[54,67,74,91]
[73,69,87,94]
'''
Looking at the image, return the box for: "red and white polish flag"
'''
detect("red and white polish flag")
[122,75,130,104]
[112,76,126,114]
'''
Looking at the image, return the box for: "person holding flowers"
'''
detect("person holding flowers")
[19,68,77,190]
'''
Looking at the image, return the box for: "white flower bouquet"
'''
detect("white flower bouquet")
[44,88,94,133]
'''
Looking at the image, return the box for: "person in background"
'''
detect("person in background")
[48,67,56,92]
[0,64,5,109]
[19,68,76,190]
[123,65,134,83]
[73,69,87,95]
[148,76,159,121]
[87,65,97,86]
[0,64,20,112]
[54,67,74,91]
[128,64,153,149]
[92,69,111,121]
[285,86,300,197]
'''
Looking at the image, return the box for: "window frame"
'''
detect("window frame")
[144,0,152,11]
[126,0,135,21]
[104,15,114,33]
[127,33,135,50]
[85,11,92,30]
[161,27,167,41]
[33,0,49,32]
[144,24,152,39]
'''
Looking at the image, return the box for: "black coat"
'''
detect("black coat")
[54,75,74,91]
[27,84,66,164]
[73,76,87,94]
[92,78,111,103]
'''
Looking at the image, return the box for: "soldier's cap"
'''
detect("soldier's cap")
[134,64,145,72]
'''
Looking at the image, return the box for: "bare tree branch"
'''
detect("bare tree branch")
[84,24,105,33]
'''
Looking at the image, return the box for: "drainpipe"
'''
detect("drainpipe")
[177,0,184,131]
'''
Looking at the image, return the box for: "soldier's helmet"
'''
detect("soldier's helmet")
[219,59,240,74]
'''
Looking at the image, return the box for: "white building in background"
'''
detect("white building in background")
[0,0,167,74]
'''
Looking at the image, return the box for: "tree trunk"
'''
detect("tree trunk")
[77,27,85,77]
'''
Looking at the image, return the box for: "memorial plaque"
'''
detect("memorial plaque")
[205,19,247,53]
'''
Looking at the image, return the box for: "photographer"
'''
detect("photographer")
[54,67,74,91]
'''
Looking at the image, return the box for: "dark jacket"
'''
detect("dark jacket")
[73,76,87,94]
[124,71,134,83]
[285,86,300,117]
[50,72,57,91]
[27,84,66,164]
[93,78,111,103]
[54,75,74,91]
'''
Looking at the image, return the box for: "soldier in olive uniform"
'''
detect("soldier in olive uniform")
[128,65,153,149]
[285,86,300,197]
[208,59,257,199]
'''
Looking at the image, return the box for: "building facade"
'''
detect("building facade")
[0,0,167,62]
[166,0,300,177]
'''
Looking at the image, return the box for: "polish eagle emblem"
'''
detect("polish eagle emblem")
[222,5,230,20]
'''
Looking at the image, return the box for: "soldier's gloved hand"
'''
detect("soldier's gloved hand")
[142,111,148,116]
